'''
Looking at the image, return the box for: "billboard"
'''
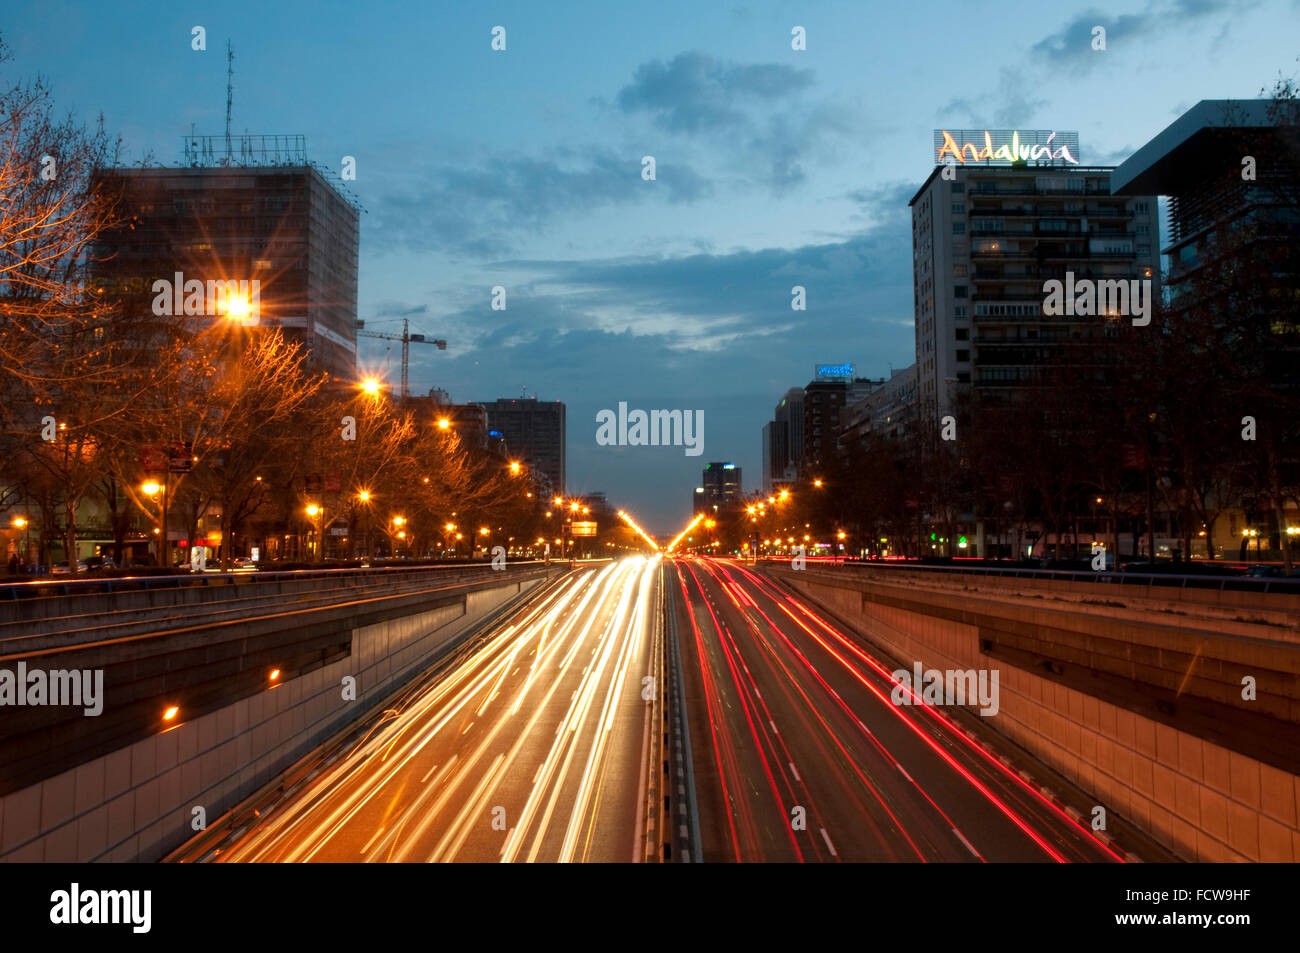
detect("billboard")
[570,521,598,537]
[815,363,854,381]
[934,129,1081,166]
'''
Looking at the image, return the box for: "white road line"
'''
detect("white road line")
[769,720,778,734]
[789,762,801,782]
[819,828,837,856]
[953,827,980,858]
[896,764,914,784]
[360,826,386,854]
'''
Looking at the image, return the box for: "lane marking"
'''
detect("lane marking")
[789,762,801,782]
[819,828,837,856]
[953,827,980,858]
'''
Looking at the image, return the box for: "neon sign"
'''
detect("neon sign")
[934,129,1080,166]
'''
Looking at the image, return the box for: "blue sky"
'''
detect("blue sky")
[8,0,1297,530]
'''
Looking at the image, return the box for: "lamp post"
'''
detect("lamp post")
[306,504,323,562]
[392,515,406,558]
[142,481,166,568]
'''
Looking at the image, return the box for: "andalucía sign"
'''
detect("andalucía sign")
[934,129,1081,166]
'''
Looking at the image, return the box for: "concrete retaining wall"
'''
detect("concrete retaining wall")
[0,574,542,862]
[775,568,1300,862]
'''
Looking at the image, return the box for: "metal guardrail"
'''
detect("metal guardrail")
[786,558,1300,595]
[0,560,546,601]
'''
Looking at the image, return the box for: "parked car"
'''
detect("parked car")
[50,560,89,575]
[84,555,117,571]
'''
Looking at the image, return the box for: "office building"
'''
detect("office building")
[694,462,742,513]
[802,365,877,473]
[1113,100,1300,557]
[94,135,361,379]
[840,363,918,447]
[761,388,805,493]
[909,129,1159,423]
[479,397,566,496]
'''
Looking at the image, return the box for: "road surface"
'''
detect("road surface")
[219,557,661,862]
[672,556,1125,863]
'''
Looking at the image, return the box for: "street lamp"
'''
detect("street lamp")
[306,504,323,562]
[509,461,521,475]
[437,418,451,430]
[142,481,167,567]
[361,377,382,397]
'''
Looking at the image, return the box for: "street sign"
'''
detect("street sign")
[168,442,193,473]
[324,472,341,493]
[571,521,598,537]
[141,446,165,473]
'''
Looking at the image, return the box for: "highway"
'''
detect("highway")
[217,557,662,862]
[672,556,1126,862]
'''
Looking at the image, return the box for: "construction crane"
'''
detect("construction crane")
[355,317,446,398]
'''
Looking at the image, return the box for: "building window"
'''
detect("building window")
[1133,201,1149,214]
[954,285,968,298]
[956,349,970,363]
[953,222,966,235]
[951,183,964,193]
[954,306,967,317]
[254,259,272,270]
[1136,225,1150,235]
[952,203,966,214]
[955,328,969,341]
[953,264,967,277]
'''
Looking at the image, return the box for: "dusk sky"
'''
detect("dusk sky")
[9,0,1296,530]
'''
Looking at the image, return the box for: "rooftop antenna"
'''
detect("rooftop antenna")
[224,41,234,165]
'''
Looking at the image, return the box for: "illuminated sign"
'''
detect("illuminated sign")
[570,521,598,537]
[934,129,1080,167]
[816,363,854,381]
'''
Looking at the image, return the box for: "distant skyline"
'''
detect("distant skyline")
[8,0,1297,530]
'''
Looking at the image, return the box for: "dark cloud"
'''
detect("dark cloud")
[613,51,844,194]
[366,149,711,257]
[375,302,428,318]
[616,52,814,132]
[392,219,918,528]
[1030,0,1239,65]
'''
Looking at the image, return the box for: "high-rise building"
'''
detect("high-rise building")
[802,365,870,473]
[1112,100,1300,556]
[94,138,361,379]
[840,363,918,447]
[761,387,804,493]
[694,462,742,513]
[909,129,1159,423]
[479,397,566,496]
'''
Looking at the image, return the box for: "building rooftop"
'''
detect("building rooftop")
[1111,100,1277,196]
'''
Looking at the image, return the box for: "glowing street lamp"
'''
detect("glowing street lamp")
[437,418,451,430]
[509,461,522,475]
[361,377,383,396]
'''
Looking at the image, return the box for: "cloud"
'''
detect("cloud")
[366,148,711,257]
[616,52,814,132]
[375,302,428,318]
[613,51,846,194]
[1030,0,1240,66]
[939,68,1049,128]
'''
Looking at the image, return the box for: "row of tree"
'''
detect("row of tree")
[0,38,546,572]
[696,80,1300,570]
